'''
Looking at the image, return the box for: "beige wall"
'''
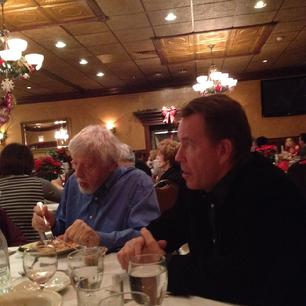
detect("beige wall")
[3,79,306,150]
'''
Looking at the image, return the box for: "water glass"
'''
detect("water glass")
[99,291,150,306]
[0,249,10,295]
[128,254,167,306]
[68,246,107,287]
[76,272,117,306]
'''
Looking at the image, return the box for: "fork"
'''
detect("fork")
[37,201,55,242]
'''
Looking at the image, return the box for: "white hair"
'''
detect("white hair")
[68,125,121,164]
[118,143,135,165]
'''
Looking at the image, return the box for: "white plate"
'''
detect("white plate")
[0,289,62,306]
[13,271,70,292]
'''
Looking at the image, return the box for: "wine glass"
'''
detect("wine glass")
[128,254,168,306]
[23,244,58,290]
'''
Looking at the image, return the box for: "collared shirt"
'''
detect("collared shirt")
[54,167,160,251]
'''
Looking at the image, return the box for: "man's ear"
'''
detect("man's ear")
[217,139,233,165]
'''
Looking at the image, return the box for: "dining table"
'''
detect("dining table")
[7,246,234,306]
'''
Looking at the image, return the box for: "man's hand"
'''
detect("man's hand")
[63,219,100,247]
[32,205,55,232]
[117,228,167,270]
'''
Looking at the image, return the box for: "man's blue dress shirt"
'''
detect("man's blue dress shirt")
[53,167,160,251]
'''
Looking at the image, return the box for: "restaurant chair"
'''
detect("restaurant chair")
[154,179,178,213]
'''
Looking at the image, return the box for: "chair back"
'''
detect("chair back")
[287,159,306,199]
[154,179,178,213]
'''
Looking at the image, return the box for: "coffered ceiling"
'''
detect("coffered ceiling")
[2,0,306,104]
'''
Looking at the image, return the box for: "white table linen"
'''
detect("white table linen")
[8,247,233,306]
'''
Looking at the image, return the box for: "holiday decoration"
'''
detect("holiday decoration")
[162,106,177,124]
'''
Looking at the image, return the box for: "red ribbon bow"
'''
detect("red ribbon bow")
[162,105,177,124]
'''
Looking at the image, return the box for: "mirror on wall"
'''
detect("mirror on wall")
[21,118,71,151]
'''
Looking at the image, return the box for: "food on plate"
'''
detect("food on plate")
[19,239,79,254]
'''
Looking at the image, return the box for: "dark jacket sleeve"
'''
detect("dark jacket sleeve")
[0,208,27,246]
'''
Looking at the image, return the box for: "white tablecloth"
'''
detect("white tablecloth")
[8,247,233,306]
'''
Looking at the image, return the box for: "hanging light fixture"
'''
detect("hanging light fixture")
[192,44,237,96]
[0,0,44,82]
[0,0,44,126]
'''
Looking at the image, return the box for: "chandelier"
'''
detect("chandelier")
[0,0,44,125]
[192,45,237,96]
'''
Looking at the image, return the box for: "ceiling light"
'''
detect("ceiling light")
[193,45,237,96]
[165,12,177,21]
[26,86,31,89]
[262,59,268,63]
[96,72,104,77]
[154,73,162,77]
[254,1,267,9]
[276,36,284,42]
[55,41,66,48]
[79,58,88,65]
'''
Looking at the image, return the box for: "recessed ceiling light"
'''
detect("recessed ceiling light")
[254,1,267,9]
[26,86,31,89]
[262,59,268,63]
[55,41,66,48]
[96,72,104,77]
[79,58,88,65]
[165,12,177,21]
[276,36,284,42]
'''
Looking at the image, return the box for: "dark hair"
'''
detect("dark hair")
[299,133,306,143]
[0,143,34,176]
[255,136,268,147]
[181,94,252,162]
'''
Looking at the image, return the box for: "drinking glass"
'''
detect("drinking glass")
[99,291,150,306]
[76,272,119,306]
[128,254,167,306]
[23,244,58,290]
[68,246,107,287]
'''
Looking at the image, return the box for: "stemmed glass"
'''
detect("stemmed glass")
[23,244,58,290]
[128,254,168,306]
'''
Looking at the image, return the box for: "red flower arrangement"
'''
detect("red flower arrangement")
[34,156,62,181]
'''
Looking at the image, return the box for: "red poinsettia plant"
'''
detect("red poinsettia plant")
[34,155,62,181]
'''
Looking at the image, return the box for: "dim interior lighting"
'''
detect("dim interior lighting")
[165,12,177,21]
[79,58,88,65]
[254,0,267,9]
[55,41,66,48]
[96,72,104,77]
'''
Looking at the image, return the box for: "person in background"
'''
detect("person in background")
[118,94,306,305]
[284,137,299,157]
[254,136,277,163]
[298,133,306,159]
[118,143,151,176]
[118,143,135,168]
[155,138,184,189]
[0,143,62,242]
[32,125,160,252]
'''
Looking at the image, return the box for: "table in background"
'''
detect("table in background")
[8,247,233,306]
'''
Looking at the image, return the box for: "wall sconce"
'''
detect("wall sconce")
[0,130,7,144]
[105,121,116,134]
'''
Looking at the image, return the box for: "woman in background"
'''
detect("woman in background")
[0,143,62,242]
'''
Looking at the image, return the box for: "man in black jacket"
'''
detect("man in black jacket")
[118,94,306,305]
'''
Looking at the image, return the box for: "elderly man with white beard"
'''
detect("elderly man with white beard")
[32,125,160,252]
